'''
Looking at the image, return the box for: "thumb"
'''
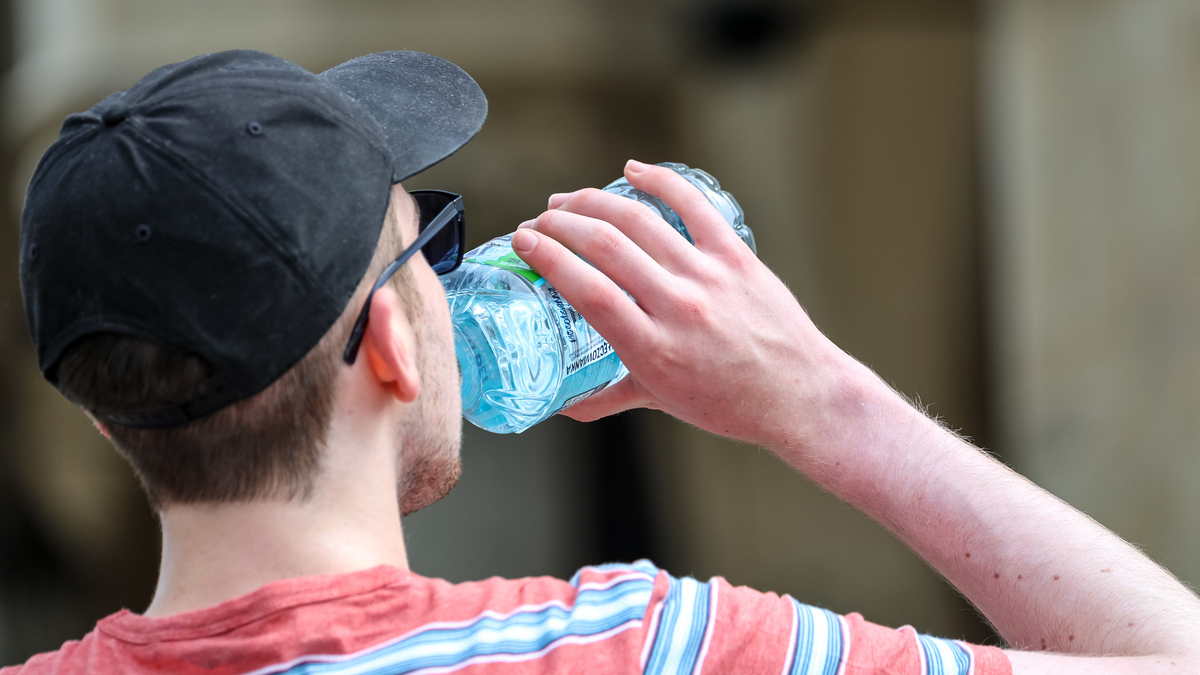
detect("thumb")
[559,376,657,422]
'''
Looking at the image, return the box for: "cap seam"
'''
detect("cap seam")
[21,123,105,211]
[145,79,395,166]
[119,117,341,307]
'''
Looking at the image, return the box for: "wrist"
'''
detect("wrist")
[768,347,932,485]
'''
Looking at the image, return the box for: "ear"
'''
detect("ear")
[359,285,421,403]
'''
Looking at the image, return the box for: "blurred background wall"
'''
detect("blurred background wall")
[2,0,1199,663]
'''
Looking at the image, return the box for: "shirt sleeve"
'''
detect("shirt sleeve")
[636,564,1012,675]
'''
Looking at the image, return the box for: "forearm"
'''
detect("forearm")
[784,350,1200,658]
[515,162,1200,670]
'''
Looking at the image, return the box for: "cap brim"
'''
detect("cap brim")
[321,52,487,183]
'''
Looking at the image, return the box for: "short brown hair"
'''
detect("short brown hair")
[55,192,416,507]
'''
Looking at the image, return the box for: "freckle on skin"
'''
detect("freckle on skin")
[1068,635,1074,642]
[1100,568,1112,573]
[994,573,999,579]
[1053,575,1060,580]
[1129,622,1135,627]
[965,552,971,558]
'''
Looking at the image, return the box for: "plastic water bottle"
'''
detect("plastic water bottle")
[442,163,756,433]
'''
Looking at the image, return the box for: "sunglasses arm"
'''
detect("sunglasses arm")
[342,196,463,365]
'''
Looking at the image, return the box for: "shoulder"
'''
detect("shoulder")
[402,560,664,632]
[0,635,93,675]
[302,562,664,675]
[396,560,663,619]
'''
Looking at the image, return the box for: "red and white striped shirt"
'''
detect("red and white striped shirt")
[1,562,1010,675]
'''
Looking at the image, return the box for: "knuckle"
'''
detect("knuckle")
[629,204,663,231]
[560,188,609,216]
[534,246,561,275]
[594,189,660,230]
[694,265,731,291]
[709,236,754,267]
[578,288,621,318]
[663,283,714,328]
[534,238,570,273]
[679,186,710,212]
[574,187,607,205]
[677,297,711,326]
[535,209,568,231]
[640,331,684,380]
[589,226,624,259]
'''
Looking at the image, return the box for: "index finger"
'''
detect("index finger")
[510,228,656,351]
[546,188,701,276]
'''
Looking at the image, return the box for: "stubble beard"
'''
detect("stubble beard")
[397,306,463,517]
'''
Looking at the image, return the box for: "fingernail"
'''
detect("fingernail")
[512,229,538,254]
[548,193,569,209]
[626,159,648,173]
[517,219,535,229]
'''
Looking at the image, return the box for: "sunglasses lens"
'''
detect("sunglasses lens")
[427,235,460,273]
[414,192,463,274]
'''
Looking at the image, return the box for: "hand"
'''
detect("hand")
[512,160,855,450]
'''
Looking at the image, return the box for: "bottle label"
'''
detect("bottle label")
[463,235,545,287]
[534,281,627,416]
[559,382,612,412]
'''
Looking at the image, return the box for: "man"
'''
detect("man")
[8,48,1200,675]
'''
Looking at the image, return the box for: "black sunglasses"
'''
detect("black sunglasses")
[342,189,465,365]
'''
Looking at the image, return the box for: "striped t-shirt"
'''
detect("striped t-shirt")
[1,562,1010,675]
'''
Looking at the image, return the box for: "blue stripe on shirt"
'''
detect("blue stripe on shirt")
[643,576,713,675]
[259,574,655,675]
[917,634,972,675]
[786,599,845,675]
[568,560,659,587]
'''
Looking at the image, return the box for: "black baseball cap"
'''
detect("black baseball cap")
[18,49,487,429]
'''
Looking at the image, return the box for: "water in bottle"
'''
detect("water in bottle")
[442,162,754,433]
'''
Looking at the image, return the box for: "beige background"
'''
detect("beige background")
[2,0,1198,663]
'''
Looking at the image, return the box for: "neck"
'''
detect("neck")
[145,387,409,617]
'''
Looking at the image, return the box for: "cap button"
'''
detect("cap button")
[99,100,131,126]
